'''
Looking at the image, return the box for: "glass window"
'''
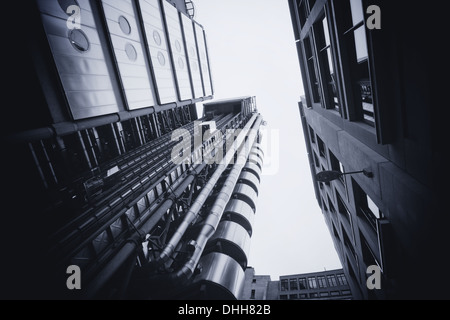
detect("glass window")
[342,290,352,295]
[309,125,316,144]
[310,292,318,298]
[298,278,307,290]
[336,274,348,286]
[250,289,255,299]
[308,277,318,289]
[290,278,298,291]
[289,294,299,300]
[349,0,364,26]
[317,276,327,288]
[330,291,340,296]
[327,275,338,287]
[304,35,321,103]
[280,279,289,291]
[354,180,383,230]
[299,293,308,299]
[317,136,326,158]
[320,292,330,297]
[367,195,381,219]
[317,16,340,111]
[280,294,288,300]
[337,193,351,221]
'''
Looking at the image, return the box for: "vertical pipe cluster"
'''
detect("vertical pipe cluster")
[188,118,264,299]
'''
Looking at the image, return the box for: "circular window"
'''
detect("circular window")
[58,0,79,14]
[178,57,185,69]
[125,43,137,61]
[175,40,182,52]
[157,52,166,66]
[69,29,90,52]
[189,46,196,57]
[118,16,131,35]
[153,30,162,46]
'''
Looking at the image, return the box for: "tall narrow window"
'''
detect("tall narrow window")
[317,276,327,288]
[353,179,383,231]
[280,279,289,291]
[250,289,256,299]
[304,35,321,103]
[290,279,299,291]
[315,15,340,111]
[338,0,374,126]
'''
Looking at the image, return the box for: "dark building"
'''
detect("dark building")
[239,268,352,300]
[288,0,448,299]
[1,0,264,300]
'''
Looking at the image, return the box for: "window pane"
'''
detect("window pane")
[299,278,307,290]
[323,17,331,47]
[290,279,299,290]
[354,26,368,63]
[367,195,381,219]
[327,275,337,287]
[308,277,318,289]
[280,279,288,291]
[318,276,327,288]
[350,0,364,25]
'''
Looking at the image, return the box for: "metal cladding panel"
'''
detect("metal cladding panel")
[194,252,245,300]
[180,13,203,99]
[138,0,177,104]
[223,199,254,236]
[36,0,120,120]
[101,0,155,110]
[163,0,192,101]
[194,22,213,96]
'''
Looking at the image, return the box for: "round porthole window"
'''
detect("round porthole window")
[157,52,166,66]
[58,0,79,14]
[119,16,131,35]
[125,43,137,61]
[69,29,90,52]
[153,30,162,46]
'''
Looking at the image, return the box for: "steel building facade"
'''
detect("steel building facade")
[1,0,264,300]
[288,0,448,299]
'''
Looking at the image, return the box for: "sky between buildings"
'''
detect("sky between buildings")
[193,0,343,279]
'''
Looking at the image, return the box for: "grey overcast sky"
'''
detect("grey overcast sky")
[194,0,342,279]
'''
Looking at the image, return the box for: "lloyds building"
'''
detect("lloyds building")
[288,0,448,299]
[1,0,264,300]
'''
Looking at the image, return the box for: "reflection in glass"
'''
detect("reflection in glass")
[354,26,368,63]
[350,0,364,25]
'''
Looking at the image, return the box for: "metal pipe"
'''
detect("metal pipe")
[83,163,206,299]
[156,113,260,265]
[173,115,263,281]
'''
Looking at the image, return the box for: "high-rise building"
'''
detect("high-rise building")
[288,0,448,299]
[1,0,264,300]
[239,268,352,300]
